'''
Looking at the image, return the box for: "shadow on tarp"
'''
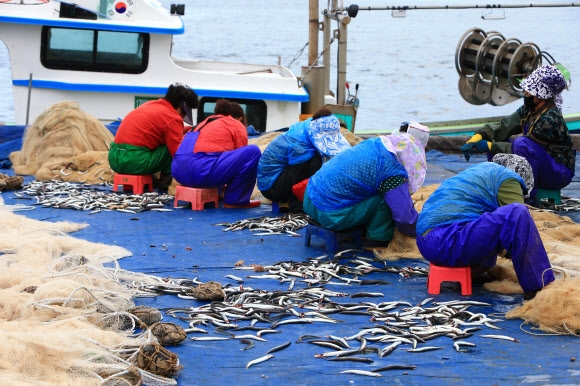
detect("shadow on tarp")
[0,151,580,385]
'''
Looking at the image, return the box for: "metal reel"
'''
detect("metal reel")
[458,75,486,105]
[455,27,486,77]
[507,42,541,92]
[492,38,522,88]
[474,32,505,83]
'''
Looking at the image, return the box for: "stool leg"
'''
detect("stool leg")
[461,270,473,296]
[427,275,441,295]
[326,235,338,254]
[304,226,312,246]
[354,232,363,250]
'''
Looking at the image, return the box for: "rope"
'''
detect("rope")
[287,42,308,68]
[299,37,336,87]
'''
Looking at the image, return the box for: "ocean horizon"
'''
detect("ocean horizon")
[1,0,579,132]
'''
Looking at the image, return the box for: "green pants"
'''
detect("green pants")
[108,142,172,175]
[303,193,396,242]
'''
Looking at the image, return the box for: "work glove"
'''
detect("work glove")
[460,137,491,161]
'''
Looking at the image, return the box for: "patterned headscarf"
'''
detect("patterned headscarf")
[379,129,429,194]
[520,65,567,110]
[308,115,351,157]
[492,153,534,195]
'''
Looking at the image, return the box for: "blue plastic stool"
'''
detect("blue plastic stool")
[304,223,363,254]
[272,202,280,214]
[536,188,561,205]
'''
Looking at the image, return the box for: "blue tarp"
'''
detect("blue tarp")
[1,151,580,385]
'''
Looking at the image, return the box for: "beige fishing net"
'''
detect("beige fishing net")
[0,197,181,385]
[9,101,115,185]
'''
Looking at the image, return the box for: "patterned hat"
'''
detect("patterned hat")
[492,154,534,195]
[308,115,351,157]
[520,65,567,109]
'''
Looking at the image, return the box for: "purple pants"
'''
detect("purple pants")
[487,137,574,198]
[417,203,555,292]
[173,145,261,206]
[512,137,574,197]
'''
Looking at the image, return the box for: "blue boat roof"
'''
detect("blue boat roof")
[1,151,579,385]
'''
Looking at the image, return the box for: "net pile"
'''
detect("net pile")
[0,197,180,385]
[9,101,115,185]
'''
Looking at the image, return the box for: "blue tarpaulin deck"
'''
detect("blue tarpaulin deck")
[1,151,579,385]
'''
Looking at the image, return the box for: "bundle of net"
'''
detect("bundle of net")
[0,198,178,385]
[9,101,115,185]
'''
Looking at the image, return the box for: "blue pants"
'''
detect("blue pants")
[173,144,261,206]
[417,203,555,292]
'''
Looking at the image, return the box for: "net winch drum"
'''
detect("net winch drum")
[455,27,542,106]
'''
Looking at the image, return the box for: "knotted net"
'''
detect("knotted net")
[0,196,180,385]
[9,101,115,185]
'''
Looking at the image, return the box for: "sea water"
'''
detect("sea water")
[1,0,579,132]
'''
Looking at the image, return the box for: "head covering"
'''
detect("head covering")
[182,101,194,126]
[492,153,534,195]
[407,122,430,148]
[308,115,351,157]
[520,65,567,110]
[379,129,429,194]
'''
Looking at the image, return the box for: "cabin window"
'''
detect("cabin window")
[41,27,148,74]
[197,98,268,133]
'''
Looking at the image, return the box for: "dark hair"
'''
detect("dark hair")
[164,83,199,110]
[214,99,247,126]
[312,107,333,120]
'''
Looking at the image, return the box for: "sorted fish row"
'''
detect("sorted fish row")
[214,213,310,236]
[14,180,174,213]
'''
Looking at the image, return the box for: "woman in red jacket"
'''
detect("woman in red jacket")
[108,83,198,190]
[172,99,262,208]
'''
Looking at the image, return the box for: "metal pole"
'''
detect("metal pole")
[26,73,32,126]
[308,0,319,66]
[336,14,350,105]
[322,3,332,100]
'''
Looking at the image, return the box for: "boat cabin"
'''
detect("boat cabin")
[0,0,309,132]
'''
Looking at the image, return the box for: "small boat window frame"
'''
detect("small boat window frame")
[40,26,149,74]
[197,97,268,133]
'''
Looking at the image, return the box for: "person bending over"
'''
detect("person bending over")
[108,83,199,190]
[172,99,262,208]
[257,107,351,213]
[417,153,554,300]
[303,123,429,250]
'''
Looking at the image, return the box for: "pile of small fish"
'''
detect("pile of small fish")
[215,213,310,236]
[15,180,174,214]
[132,254,516,376]
[225,252,428,287]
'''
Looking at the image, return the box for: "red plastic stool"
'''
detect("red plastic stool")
[173,185,219,210]
[427,263,472,296]
[113,174,153,195]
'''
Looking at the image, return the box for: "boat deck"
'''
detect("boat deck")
[1,151,580,385]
